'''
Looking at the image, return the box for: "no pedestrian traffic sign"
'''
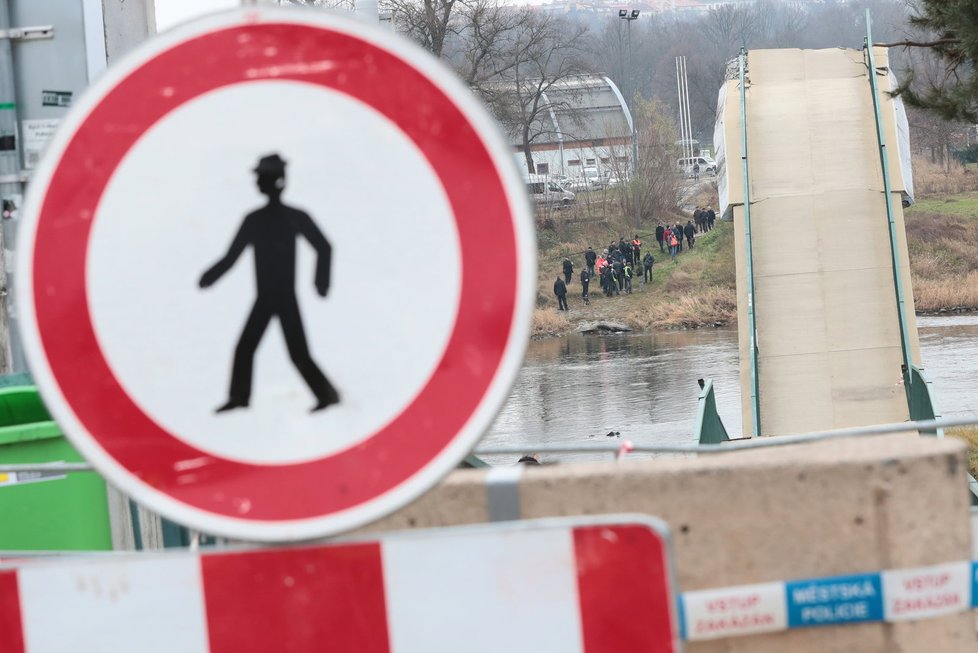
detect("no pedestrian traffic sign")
[16,8,535,541]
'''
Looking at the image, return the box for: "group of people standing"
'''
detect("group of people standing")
[552,209,721,310]
[694,206,717,233]
[554,235,655,309]
[656,221,692,260]
[653,207,717,261]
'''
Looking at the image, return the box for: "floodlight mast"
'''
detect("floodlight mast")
[619,8,641,227]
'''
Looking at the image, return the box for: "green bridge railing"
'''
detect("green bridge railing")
[864,12,915,413]
[738,48,761,438]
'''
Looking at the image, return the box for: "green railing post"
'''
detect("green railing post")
[908,365,943,438]
[739,48,761,437]
[695,379,730,445]
[864,11,914,409]
[905,365,978,504]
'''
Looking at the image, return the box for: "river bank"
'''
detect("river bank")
[533,190,978,338]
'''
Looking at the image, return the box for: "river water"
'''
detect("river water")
[479,315,978,463]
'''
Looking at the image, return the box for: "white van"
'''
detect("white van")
[677,156,717,176]
[525,174,575,208]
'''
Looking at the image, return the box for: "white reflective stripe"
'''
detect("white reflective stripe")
[383,527,583,653]
[18,556,209,653]
[682,581,786,641]
[882,561,971,622]
[485,464,523,522]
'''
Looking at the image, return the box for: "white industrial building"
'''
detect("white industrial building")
[506,75,634,180]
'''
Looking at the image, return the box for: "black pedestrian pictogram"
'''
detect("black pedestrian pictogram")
[199,153,340,413]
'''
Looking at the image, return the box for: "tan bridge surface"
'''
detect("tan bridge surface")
[719,48,921,437]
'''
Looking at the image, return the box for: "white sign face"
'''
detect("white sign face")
[89,82,460,464]
[17,8,535,541]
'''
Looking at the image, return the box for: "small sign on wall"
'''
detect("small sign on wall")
[21,119,60,169]
[41,91,72,108]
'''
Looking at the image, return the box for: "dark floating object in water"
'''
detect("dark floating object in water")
[605,430,621,438]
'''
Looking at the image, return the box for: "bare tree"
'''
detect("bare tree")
[478,13,591,174]
[763,0,811,48]
[599,98,683,221]
[448,0,523,86]
[633,97,685,219]
[592,18,628,95]
[281,0,356,11]
[382,0,459,58]
[379,0,592,177]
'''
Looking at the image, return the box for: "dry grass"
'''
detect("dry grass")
[912,158,978,197]
[905,206,978,311]
[531,308,571,337]
[912,272,978,311]
[625,286,737,329]
[946,426,978,479]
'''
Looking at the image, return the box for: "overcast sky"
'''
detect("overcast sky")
[155,0,557,30]
[155,0,243,31]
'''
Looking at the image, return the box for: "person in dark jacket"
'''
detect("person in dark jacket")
[562,257,573,284]
[612,259,624,292]
[674,224,684,252]
[584,247,597,276]
[601,265,615,297]
[684,220,696,248]
[580,268,590,305]
[655,223,665,252]
[553,276,568,311]
[643,252,654,283]
[707,206,716,231]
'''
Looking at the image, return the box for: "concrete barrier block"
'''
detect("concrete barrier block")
[363,434,973,651]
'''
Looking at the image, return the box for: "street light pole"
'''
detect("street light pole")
[618,9,640,228]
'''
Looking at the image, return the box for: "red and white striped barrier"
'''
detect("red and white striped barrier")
[0,518,679,653]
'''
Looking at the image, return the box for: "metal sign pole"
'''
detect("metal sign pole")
[0,0,21,375]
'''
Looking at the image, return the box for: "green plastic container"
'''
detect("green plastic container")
[0,385,112,551]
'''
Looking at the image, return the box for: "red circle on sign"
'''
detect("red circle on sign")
[28,17,522,530]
